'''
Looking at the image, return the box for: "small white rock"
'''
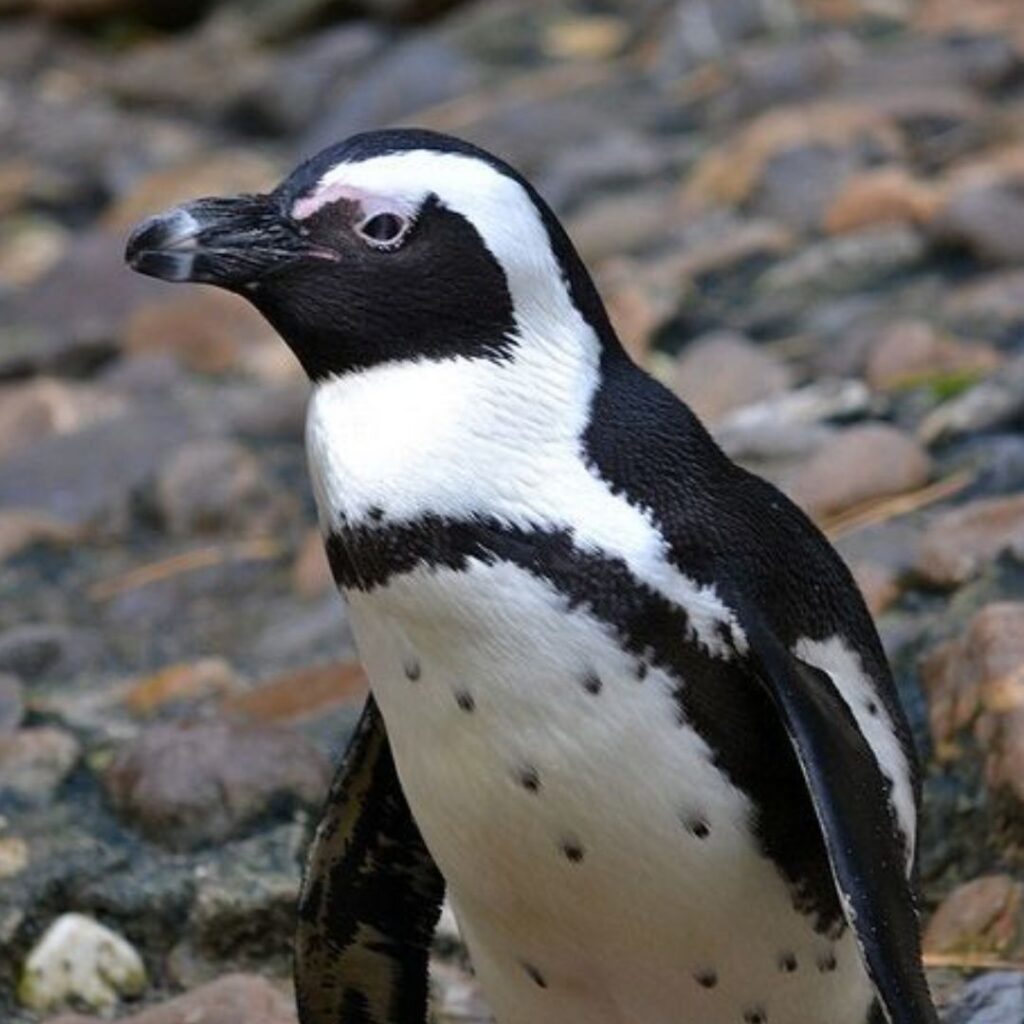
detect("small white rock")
[18,912,148,1011]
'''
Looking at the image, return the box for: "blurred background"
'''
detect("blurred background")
[2,0,1024,1021]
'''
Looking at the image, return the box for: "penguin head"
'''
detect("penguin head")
[125,129,617,380]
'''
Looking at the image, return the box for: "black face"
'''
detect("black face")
[124,132,519,380]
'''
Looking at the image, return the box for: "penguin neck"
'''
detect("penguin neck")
[304,317,611,535]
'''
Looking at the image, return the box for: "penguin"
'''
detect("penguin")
[125,128,938,1024]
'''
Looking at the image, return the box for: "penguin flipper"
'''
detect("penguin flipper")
[295,695,445,1024]
[738,608,938,1024]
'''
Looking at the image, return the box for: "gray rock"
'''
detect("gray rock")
[466,79,665,183]
[916,493,1024,587]
[102,13,270,125]
[302,34,482,154]
[918,353,1024,444]
[71,850,197,960]
[565,186,682,263]
[717,378,872,433]
[943,971,1024,1024]
[0,624,104,682]
[943,269,1024,341]
[786,423,932,520]
[949,435,1024,498]
[0,727,80,804]
[673,331,792,424]
[834,519,925,578]
[0,404,191,531]
[154,438,291,537]
[935,182,1024,265]
[881,88,989,173]
[0,86,209,225]
[0,231,179,378]
[537,131,695,214]
[759,226,926,296]
[657,0,797,74]
[96,554,290,672]
[168,824,303,984]
[103,718,330,850]
[837,34,1019,98]
[752,142,854,233]
[713,33,857,120]
[238,22,386,136]
[99,353,186,399]
[221,381,309,441]
[250,592,356,676]
[0,20,57,84]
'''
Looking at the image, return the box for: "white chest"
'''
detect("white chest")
[345,559,875,1024]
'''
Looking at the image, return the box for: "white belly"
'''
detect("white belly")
[347,559,875,1024]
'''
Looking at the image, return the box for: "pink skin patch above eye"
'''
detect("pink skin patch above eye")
[292,182,366,220]
[292,181,418,224]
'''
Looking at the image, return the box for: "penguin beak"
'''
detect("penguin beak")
[124,194,307,288]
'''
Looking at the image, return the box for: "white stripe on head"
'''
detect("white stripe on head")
[296,149,585,343]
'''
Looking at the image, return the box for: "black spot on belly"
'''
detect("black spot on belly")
[454,689,475,712]
[518,765,541,793]
[685,816,711,840]
[561,839,585,863]
[522,962,547,988]
[582,672,602,695]
[404,659,421,682]
[367,505,385,522]
[778,952,798,973]
[867,700,879,716]
[636,661,648,681]
[694,969,717,989]
[817,950,837,973]
[744,1008,767,1024]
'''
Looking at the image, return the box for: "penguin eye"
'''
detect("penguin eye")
[356,211,409,250]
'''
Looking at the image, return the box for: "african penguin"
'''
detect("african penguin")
[126,128,938,1024]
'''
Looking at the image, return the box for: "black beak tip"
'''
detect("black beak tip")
[124,208,199,282]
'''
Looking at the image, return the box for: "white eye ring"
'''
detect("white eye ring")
[356,211,410,251]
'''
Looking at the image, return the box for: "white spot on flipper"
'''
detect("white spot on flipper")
[791,635,916,870]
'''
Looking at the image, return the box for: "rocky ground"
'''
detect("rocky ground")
[2,0,1024,1020]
